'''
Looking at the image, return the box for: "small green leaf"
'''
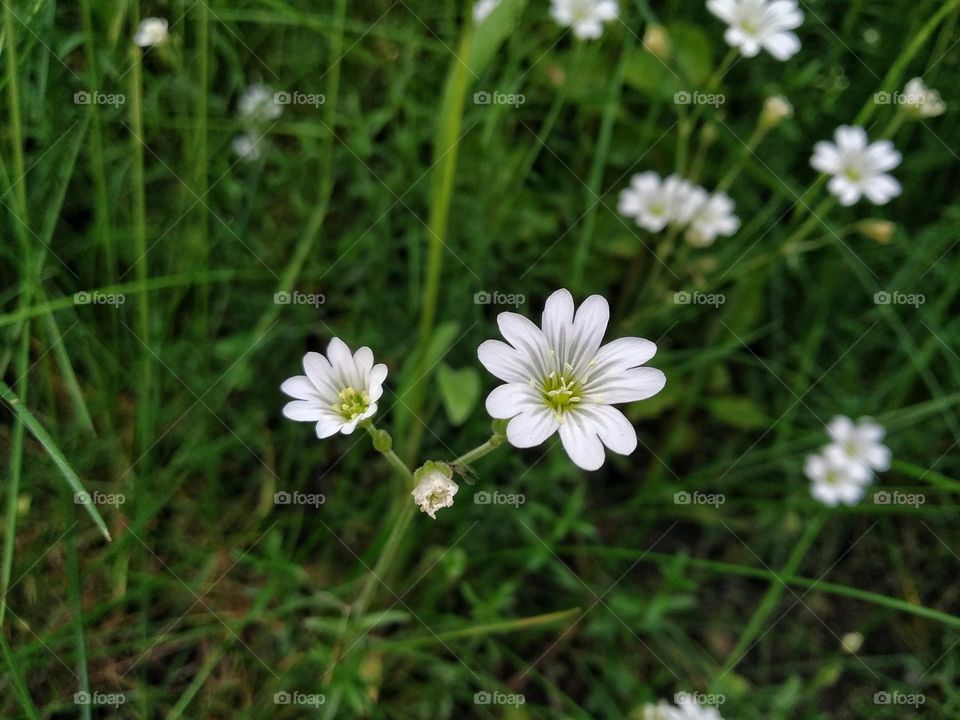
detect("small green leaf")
[437,364,481,426]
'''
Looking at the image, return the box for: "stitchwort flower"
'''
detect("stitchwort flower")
[281,338,388,438]
[826,415,891,473]
[901,77,946,118]
[804,443,873,507]
[411,462,459,519]
[134,17,169,48]
[810,126,902,206]
[707,0,803,60]
[478,289,665,471]
[550,0,619,40]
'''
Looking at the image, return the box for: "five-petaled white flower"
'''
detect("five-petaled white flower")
[478,289,666,471]
[810,126,902,206]
[281,338,388,438]
[411,464,459,519]
[643,696,725,720]
[804,443,872,507]
[550,0,619,40]
[901,77,946,118]
[133,17,169,48]
[473,0,501,24]
[826,416,891,472]
[686,192,741,247]
[238,83,284,124]
[707,0,803,61]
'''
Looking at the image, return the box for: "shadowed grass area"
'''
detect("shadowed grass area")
[1,0,959,718]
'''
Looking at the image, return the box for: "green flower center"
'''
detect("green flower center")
[542,367,583,415]
[844,167,863,182]
[333,387,370,421]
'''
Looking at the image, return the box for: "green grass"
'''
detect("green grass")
[2,0,960,718]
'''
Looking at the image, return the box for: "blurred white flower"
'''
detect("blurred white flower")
[133,17,169,48]
[901,77,946,118]
[473,0,501,24]
[643,697,725,720]
[618,173,706,233]
[686,191,741,247]
[805,443,872,506]
[826,415,891,472]
[810,126,902,206]
[231,133,264,162]
[281,338,388,438]
[550,0,619,40]
[238,83,283,124]
[707,0,803,60]
[478,289,665,471]
[411,464,459,519]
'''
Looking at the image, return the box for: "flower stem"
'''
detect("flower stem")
[453,433,506,467]
[363,422,413,485]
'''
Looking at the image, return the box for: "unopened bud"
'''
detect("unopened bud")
[857,219,895,244]
[759,95,793,130]
[643,25,670,60]
[371,429,393,453]
[841,632,864,654]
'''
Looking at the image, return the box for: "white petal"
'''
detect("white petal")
[828,176,861,206]
[283,400,326,422]
[707,0,738,23]
[827,415,855,444]
[810,142,841,174]
[354,346,374,377]
[303,352,340,399]
[592,337,657,375]
[506,407,560,448]
[477,339,532,383]
[763,31,800,60]
[485,383,540,418]
[581,405,637,456]
[834,125,867,152]
[558,414,606,470]
[865,141,902,173]
[326,337,356,383]
[542,289,575,350]
[315,413,345,438]
[281,375,318,400]
[862,174,901,205]
[584,367,666,404]
[569,294,610,369]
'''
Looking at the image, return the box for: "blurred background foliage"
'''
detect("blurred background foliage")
[1,0,959,717]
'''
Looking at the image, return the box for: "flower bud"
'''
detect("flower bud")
[857,219,895,244]
[371,429,393,453]
[759,95,793,130]
[411,461,458,519]
[643,25,670,60]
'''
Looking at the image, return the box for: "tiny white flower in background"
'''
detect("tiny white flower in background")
[411,465,459,519]
[281,338,388,438]
[805,443,872,507]
[810,126,902,206]
[473,0,501,24]
[550,0,619,40]
[618,173,705,233]
[901,77,946,118]
[685,191,741,247]
[642,697,725,720]
[478,289,666,471]
[231,133,264,162]
[707,0,803,61]
[133,17,169,48]
[826,415,891,472]
[238,83,283,124]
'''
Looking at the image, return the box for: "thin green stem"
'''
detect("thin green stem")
[452,433,505,466]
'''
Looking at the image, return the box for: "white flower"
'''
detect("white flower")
[281,338,388,438]
[618,173,706,233]
[473,0,501,24]
[805,443,872,506]
[232,133,264,162]
[643,697,724,720]
[707,0,803,60]
[133,17,169,48]
[238,83,283,124]
[810,126,902,206]
[411,464,459,519]
[550,0,619,40]
[685,191,741,247]
[901,77,946,118]
[826,415,891,472]
[478,289,666,471]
